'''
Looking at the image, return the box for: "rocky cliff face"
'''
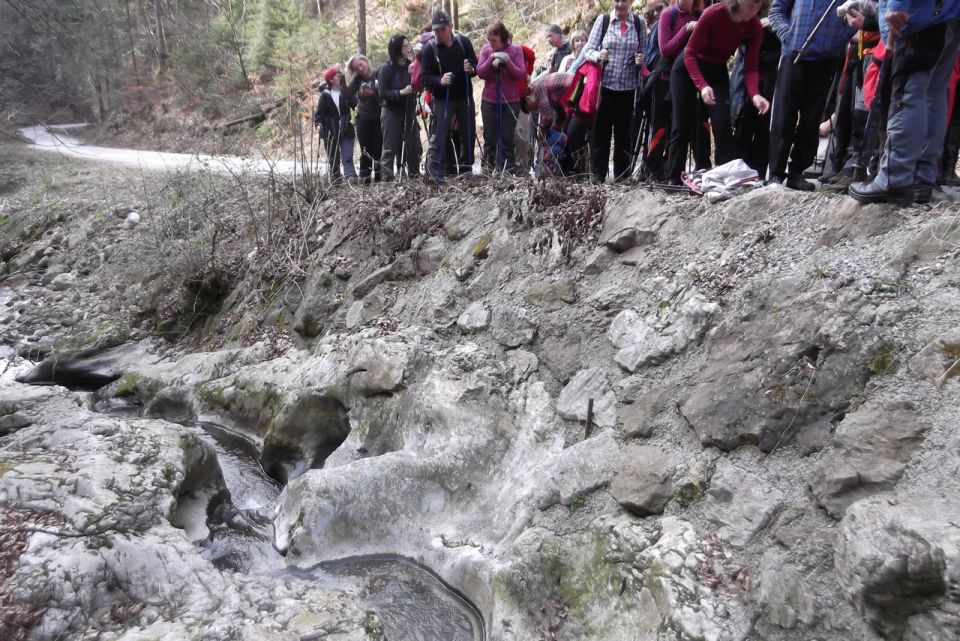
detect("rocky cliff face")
[3,150,960,641]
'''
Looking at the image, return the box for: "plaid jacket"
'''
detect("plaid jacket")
[530,72,575,133]
[769,0,854,60]
[584,11,647,91]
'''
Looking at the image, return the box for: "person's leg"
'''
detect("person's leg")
[830,49,856,172]
[612,90,635,181]
[590,88,615,182]
[667,59,696,182]
[564,115,590,177]
[502,102,521,175]
[702,63,734,165]
[325,132,342,181]
[341,135,357,179]
[406,112,422,177]
[647,78,671,179]
[480,101,497,173]
[427,100,448,182]
[370,121,383,182]
[916,19,960,186]
[767,55,802,181]
[787,58,839,178]
[456,99,475,174]
[874,67,934,190]
[356,119,372,182]
[380,110,400,182]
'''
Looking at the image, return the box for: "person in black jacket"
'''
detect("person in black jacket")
[421,9,479,181]
[314,67,357,182]
[378,34,421,180]
[347,54,383,183]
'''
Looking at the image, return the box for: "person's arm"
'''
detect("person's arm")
[683,9,711,92]
[584,15,606,62]
[767,0,794,44]
[503,44,526,81]
[659,8,690,59]
[743,20,763,98]
[462,36,479,72]
[346,75,360,108]
[421,44,444,93]
[314,93,325,126]
[476,44,495,80]
[378,63,401,105]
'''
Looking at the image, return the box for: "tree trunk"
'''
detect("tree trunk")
[452,0,458,30]
[356,0,366,55]
[124,0,140,83]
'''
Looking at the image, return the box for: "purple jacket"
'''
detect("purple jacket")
[476,42,525,103]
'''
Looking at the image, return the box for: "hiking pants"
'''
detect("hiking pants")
[323,130,356,181]
[564,114,591,177]
[875,17,960,190]
[591,88,635,183]
[427,97,474,180]
[768,55,838,180]
[667,57,732,182]
[481,100,521,175]
[380,108,421,180]
[355,116,382,183]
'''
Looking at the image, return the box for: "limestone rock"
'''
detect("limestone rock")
[610,290,718,372]
[835,496,960,639]
[457,301,491,333]
[351,255,415,299]
[535,430,620,509]
[348,338,411,396]
[908,329,960,383]
[893,217,960,267]
[491,307,537,348]
[414,235,446,274]
[599,191,664,252]
[538,329,584,383]
[619,391,662,438]
[717,185,799,237]
[261,392,350,484]
[585,246,617,274]
[704,459,784,547]
[680,280,879,452]
[808,402,925,518]
[506,349,538,384]
[50,272,76,291]
[609,445,675,515]
[815,198,901,247]
[759,550,816,628]
[524,278,576,311]
[556,367,616,428]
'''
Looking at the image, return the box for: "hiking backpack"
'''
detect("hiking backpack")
[644,6,680,73]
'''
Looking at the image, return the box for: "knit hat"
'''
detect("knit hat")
[545,24,563,35]
[323,67,338,83]
[431,9,452,29]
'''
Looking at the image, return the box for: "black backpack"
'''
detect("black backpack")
[645,7,681,72]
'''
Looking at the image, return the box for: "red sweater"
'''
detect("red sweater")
[684,3,762,97]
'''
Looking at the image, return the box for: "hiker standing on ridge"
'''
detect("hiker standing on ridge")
[379,34,421,180]
[665,0,770,185]
[646,0,705,181]
[347,54,383,183]
[766,0,854,191]
[546,25,572,73]
[850,0,960,205]
[476,21,526,175]
[314,67,358,183]
[421,9,479,181]
[583,0,648,183]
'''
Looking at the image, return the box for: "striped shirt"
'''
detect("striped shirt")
[584,11,647,91]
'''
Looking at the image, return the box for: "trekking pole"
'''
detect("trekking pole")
[496,66,504,174]
[436,86,451,186]
[795,0,842,63]
[464,71,475,173]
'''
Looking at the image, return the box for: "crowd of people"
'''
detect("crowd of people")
[315,0,960,205]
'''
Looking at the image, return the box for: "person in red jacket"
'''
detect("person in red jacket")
[665,0,771,184]
[476,22,526,174]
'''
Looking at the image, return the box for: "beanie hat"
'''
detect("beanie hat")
[431,9,452,29]
[323,67,339,83]
[546,24,563,35]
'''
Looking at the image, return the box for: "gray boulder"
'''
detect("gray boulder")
[704,459,784,547]
[609,445,675,515]
[835,496,960,640]
[491,307,537,348]
[599,192,664,252]
[808,401,925,518]
[556,367,617,428]
[456,301,491,333]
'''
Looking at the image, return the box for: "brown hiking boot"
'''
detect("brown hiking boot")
[822,172,857,192]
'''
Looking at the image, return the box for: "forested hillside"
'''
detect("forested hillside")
[0,0,590,150]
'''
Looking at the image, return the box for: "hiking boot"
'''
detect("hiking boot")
[822,171,857,193]
[784,175,815,191]
[849,180,914,206]
[914,182,936,204]
[765,175,785,187]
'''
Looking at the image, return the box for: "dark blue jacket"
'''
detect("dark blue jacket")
[887,0,960,36]
[770,0,855,60]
